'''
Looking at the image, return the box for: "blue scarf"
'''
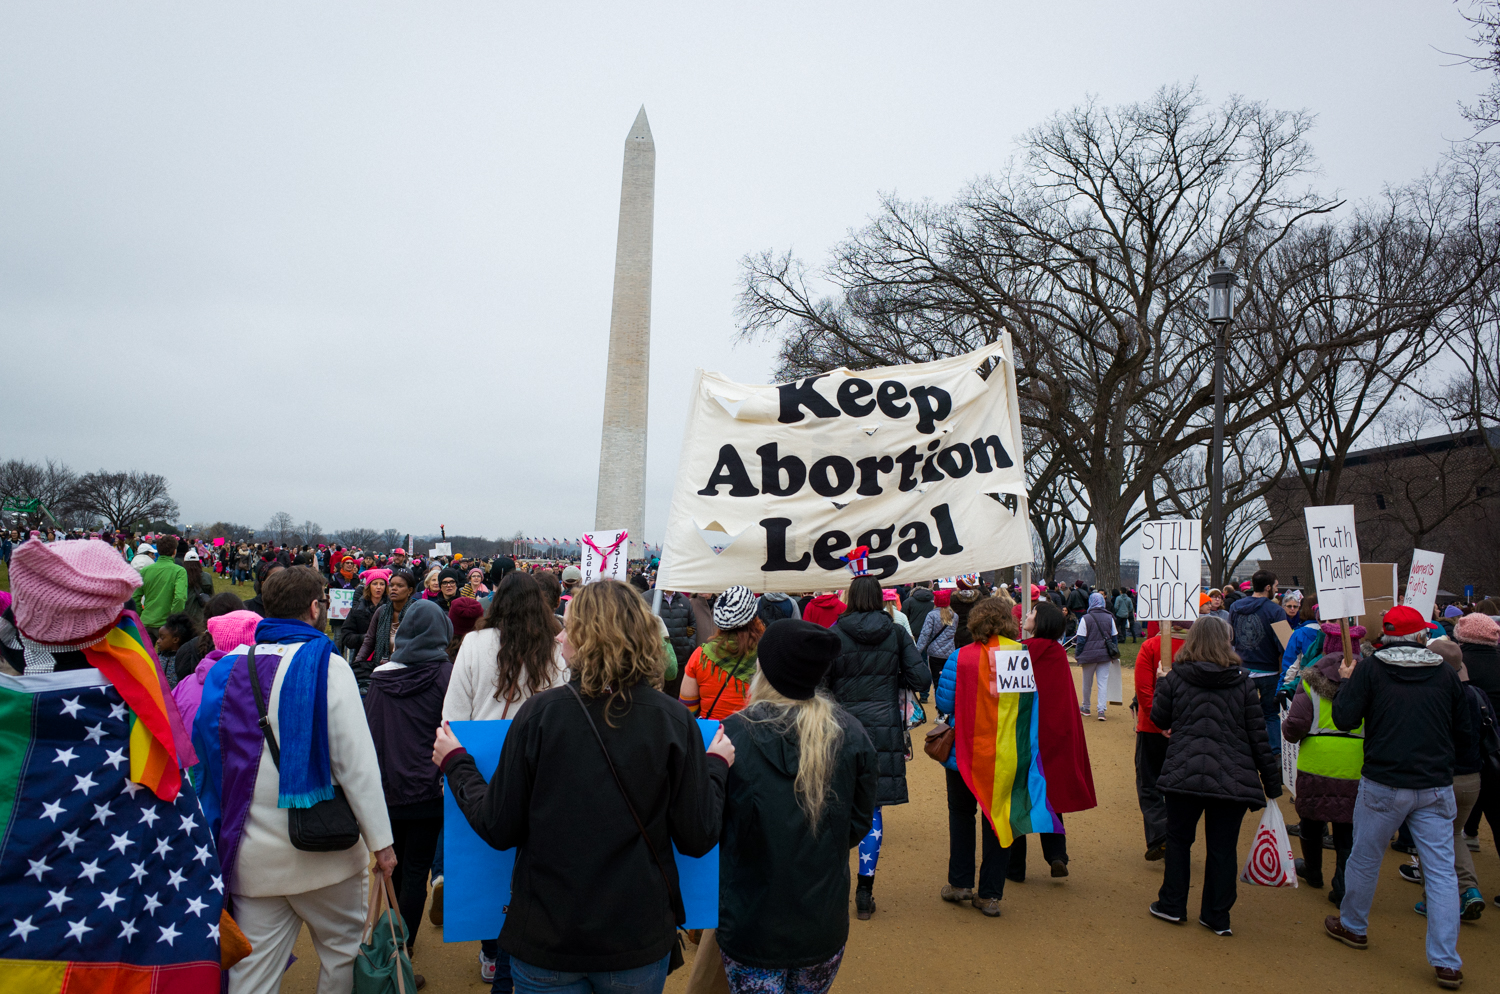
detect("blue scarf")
[255,618,337,808]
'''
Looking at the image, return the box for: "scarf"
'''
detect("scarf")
[254,617,337,808]
[702,639,759,683]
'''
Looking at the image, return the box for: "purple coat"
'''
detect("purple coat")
[172,649,225,735]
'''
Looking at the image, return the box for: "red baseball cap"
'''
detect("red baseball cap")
[1382,605,1427,637]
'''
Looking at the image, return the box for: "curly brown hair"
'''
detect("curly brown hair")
[965,596,1018,642]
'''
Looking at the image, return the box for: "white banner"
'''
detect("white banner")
[1137,518,1202,622]
[432,542,452,557]
[581,529,630,585]
[1403,548,1445,620]
[1304,505,1363,619]
[658,340,1030,593]
[328,588,355,621]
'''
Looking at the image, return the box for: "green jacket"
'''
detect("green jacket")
[135,558,188,627]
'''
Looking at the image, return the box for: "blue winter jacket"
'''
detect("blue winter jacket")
[1279,621,1322,683]
[934,649,961,771]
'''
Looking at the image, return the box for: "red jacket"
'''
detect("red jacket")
[802,593,847,629]
[1024,637,1097,813]
[1134,633,1184,735]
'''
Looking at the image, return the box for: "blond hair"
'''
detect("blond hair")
[746,671,844,830]
[565,580,665,722]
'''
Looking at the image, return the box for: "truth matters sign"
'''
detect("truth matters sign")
[1304,505,1363,620]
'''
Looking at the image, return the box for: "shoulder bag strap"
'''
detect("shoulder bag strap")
[564,683,677,900]
[245,645,281,770]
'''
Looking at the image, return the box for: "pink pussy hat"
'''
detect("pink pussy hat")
[10,538,141,643]
[207,610,263,653]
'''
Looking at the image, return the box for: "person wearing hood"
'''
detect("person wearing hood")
[1454,611,1500,861]
[681,586,763,721]
[904,583,935,635]
[1324,606,1475,991]
[364,597,454,972]
[756,589,801,626]
[1148,615,1281,937]
[716,620,878,994]
[822,576,930,920]
[803,591,846,628]
[1075,591,1118,720]
[1281,623,1366,906]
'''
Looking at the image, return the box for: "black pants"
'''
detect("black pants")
[1298,818,1352,900]
[1158,794,1248,931]
[946,767,1005,898]
[1463,765,1500,853]
[1136,732,1169,850]
[390,814,442,950]
[998,824,1067,883]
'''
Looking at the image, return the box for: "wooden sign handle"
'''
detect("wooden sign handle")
[1340,618,1354,668]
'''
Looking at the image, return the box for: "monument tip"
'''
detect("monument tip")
[628,105,653,143]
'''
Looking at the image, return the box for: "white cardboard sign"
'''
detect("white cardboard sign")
[1304,505,1363,620]
[1403,548,1445,620]
[1137,518,1203,622]
[328,588,355,621]
[432,542,452,557]
[580,529,630,586]
[987,648,1036,694]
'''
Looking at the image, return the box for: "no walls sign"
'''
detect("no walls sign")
[658,340,1033,593]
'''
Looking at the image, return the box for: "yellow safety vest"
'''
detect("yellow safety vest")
[1295,680,1363,781]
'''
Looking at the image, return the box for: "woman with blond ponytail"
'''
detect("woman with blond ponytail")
[716,619,879,994]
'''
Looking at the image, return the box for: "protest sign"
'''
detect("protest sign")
[658,339,1031,592]
[1136,519,1202,622]
[988,648,1036,694]
[431,542,452,557]
[1354,563,1398,631]
[1403,549,1445,620]
[327,588,355,621]
[580,529,630,585]
[1303,505,1363,620]
[443,719,721,942]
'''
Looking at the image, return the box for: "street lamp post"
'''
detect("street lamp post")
[1206,264,1239,589]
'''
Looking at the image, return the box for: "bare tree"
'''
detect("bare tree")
[335,528,381,549]
[194,521,254,541]
[0,459,90,527]
[298,521,324,545]
[1454,1,1500,141]
[76,471,179,531]
[380,529,404,553]
[264,512,297,546]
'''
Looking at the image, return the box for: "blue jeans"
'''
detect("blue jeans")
[1341,779,1460,970]
[511,955,670,994]
[1248,672,1280,751]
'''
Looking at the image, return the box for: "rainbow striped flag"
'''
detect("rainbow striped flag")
[953,637,1063,846]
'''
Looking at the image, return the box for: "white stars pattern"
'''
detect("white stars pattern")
[52,747,78,767]
[58,829,84,853]
[193,844,212,866]
[40,800,65,822]
[184,896,207,918]
[103,747,127,770]
[138,807,159,828]
[157,922,180,946]
[60,697,83,718]
[206,921,219,942]
[45,888,72,912]
[142,893,162,915]
[64,918,92,941]
[166,868,186,891]
[90,802,114,826]
[83,723,106,744]
[109,701,128,721]
[98,888,124,912]
[153,837,171,859]
[77,859,104,883]
[118,918,139,941]
[178,813,197,834]
[109,832,134,854]
[128,861,149,883]
[25,858,51,881]
[72,772,97,794]
[10,917,38,942]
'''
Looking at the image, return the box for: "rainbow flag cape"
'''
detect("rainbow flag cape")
[79,613,194,802]
[953,637,1063,846]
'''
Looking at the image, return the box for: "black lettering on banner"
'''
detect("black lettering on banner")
[777,374,841,424]
[760,518,811,572]
[857,525,898,579]
[894,446,922,491]
[920,439,945,483]
[756,443,806,496]
[697,445,760,497]
[855,455,894,496]
[897,522,939,561]
[971,435,1014,472]
[937,444,973,478]
[813,530,851,571]
[931,503,964,555]
[876,380,910,419]
[836,378,876,417]
[908,385,952,434]
[808,456,856,497]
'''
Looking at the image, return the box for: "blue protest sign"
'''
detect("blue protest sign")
[442,718,721,942]
[1466,584,1475,600]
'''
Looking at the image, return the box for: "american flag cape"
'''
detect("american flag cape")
[0,668,223,992]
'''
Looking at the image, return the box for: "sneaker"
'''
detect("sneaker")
[1322,833,1336,850]
[971,895,1001,917]
[1050,858,1069,878]
[1149,902,1185,924]
[940,884,974,903]
[1461,888,1485,922]
[1199,918,1232,936]
[1287,824,1301,838]
[479,952,497,983]
[1144,843,1166,862]
[428,875,443,927]
[1080,707,1090,716]
[1398,863,1423,885]
[1097,712,1107,722]
[1436,967,1463,989]
[1464,834,1480,853]
[1415,900,1427,917]
[1324,915,1367,950]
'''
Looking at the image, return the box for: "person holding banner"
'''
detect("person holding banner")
[434,579,734,994]
[716,619,878,994]
[1148,616,1281,936]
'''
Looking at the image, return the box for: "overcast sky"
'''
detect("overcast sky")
[0,2,1481,548]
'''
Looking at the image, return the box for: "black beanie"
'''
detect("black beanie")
[757,619,841,700]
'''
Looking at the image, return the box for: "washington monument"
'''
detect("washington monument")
[594,106,654,561]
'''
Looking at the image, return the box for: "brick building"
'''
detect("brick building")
[1258,428,1500,601]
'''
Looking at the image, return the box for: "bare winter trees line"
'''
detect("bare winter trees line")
[0,460,178,532]
[737,83,1500,588]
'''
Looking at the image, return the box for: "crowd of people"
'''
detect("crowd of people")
[1,527,1498,993]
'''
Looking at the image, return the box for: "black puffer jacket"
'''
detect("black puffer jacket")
[904,588,935,637]
[822,610,930,806]
[1151,658,1280,809]
[657,592,698,669]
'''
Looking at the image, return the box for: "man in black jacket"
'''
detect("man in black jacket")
[1325,606,1474,990]
[656,590,699,699]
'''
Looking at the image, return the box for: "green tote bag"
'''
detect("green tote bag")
[354,872,416,994]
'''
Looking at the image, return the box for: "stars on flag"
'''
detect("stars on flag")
[25,857,51,881]
[142,892,162,915]
[118,918,139,941]
[41,800,65,822]
[166,868,186,891]
[10,917,38,942]
[138,807,159,828]
[193,844,212,866]
[98,889,124,912]
[207,920,219,942]
[103,747,126,770]
[60,697,84,718]
[184,896,207,917]
[83,723,106,745]
[64,918,91,941]
[108,701,128,721]
[59,829,84,853]
[72,772,97,794]
[122,781,144,799]
[178,813,197,834]
[108,833,134,855]
[128,862,148,883]
[157,922,180,946]
[152,837,171,859]
[91,802,114,826]
[45,887,72,912]
[77,859,104,883]
[53,747,78,767]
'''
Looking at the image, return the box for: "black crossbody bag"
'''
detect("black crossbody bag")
[247,645,362,852]
[565,684,687,974]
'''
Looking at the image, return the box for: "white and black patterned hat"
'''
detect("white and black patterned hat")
[713,585,759,630]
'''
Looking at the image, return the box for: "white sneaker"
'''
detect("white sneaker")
[479,951,496,983]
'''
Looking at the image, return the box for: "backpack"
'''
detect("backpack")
[1470,685,1500,779]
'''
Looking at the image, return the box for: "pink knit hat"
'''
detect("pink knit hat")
[1455,611,1500,646]
[207,610,263,653]
[10,539,141,643]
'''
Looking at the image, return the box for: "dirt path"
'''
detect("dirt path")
[282,669,1499,992]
